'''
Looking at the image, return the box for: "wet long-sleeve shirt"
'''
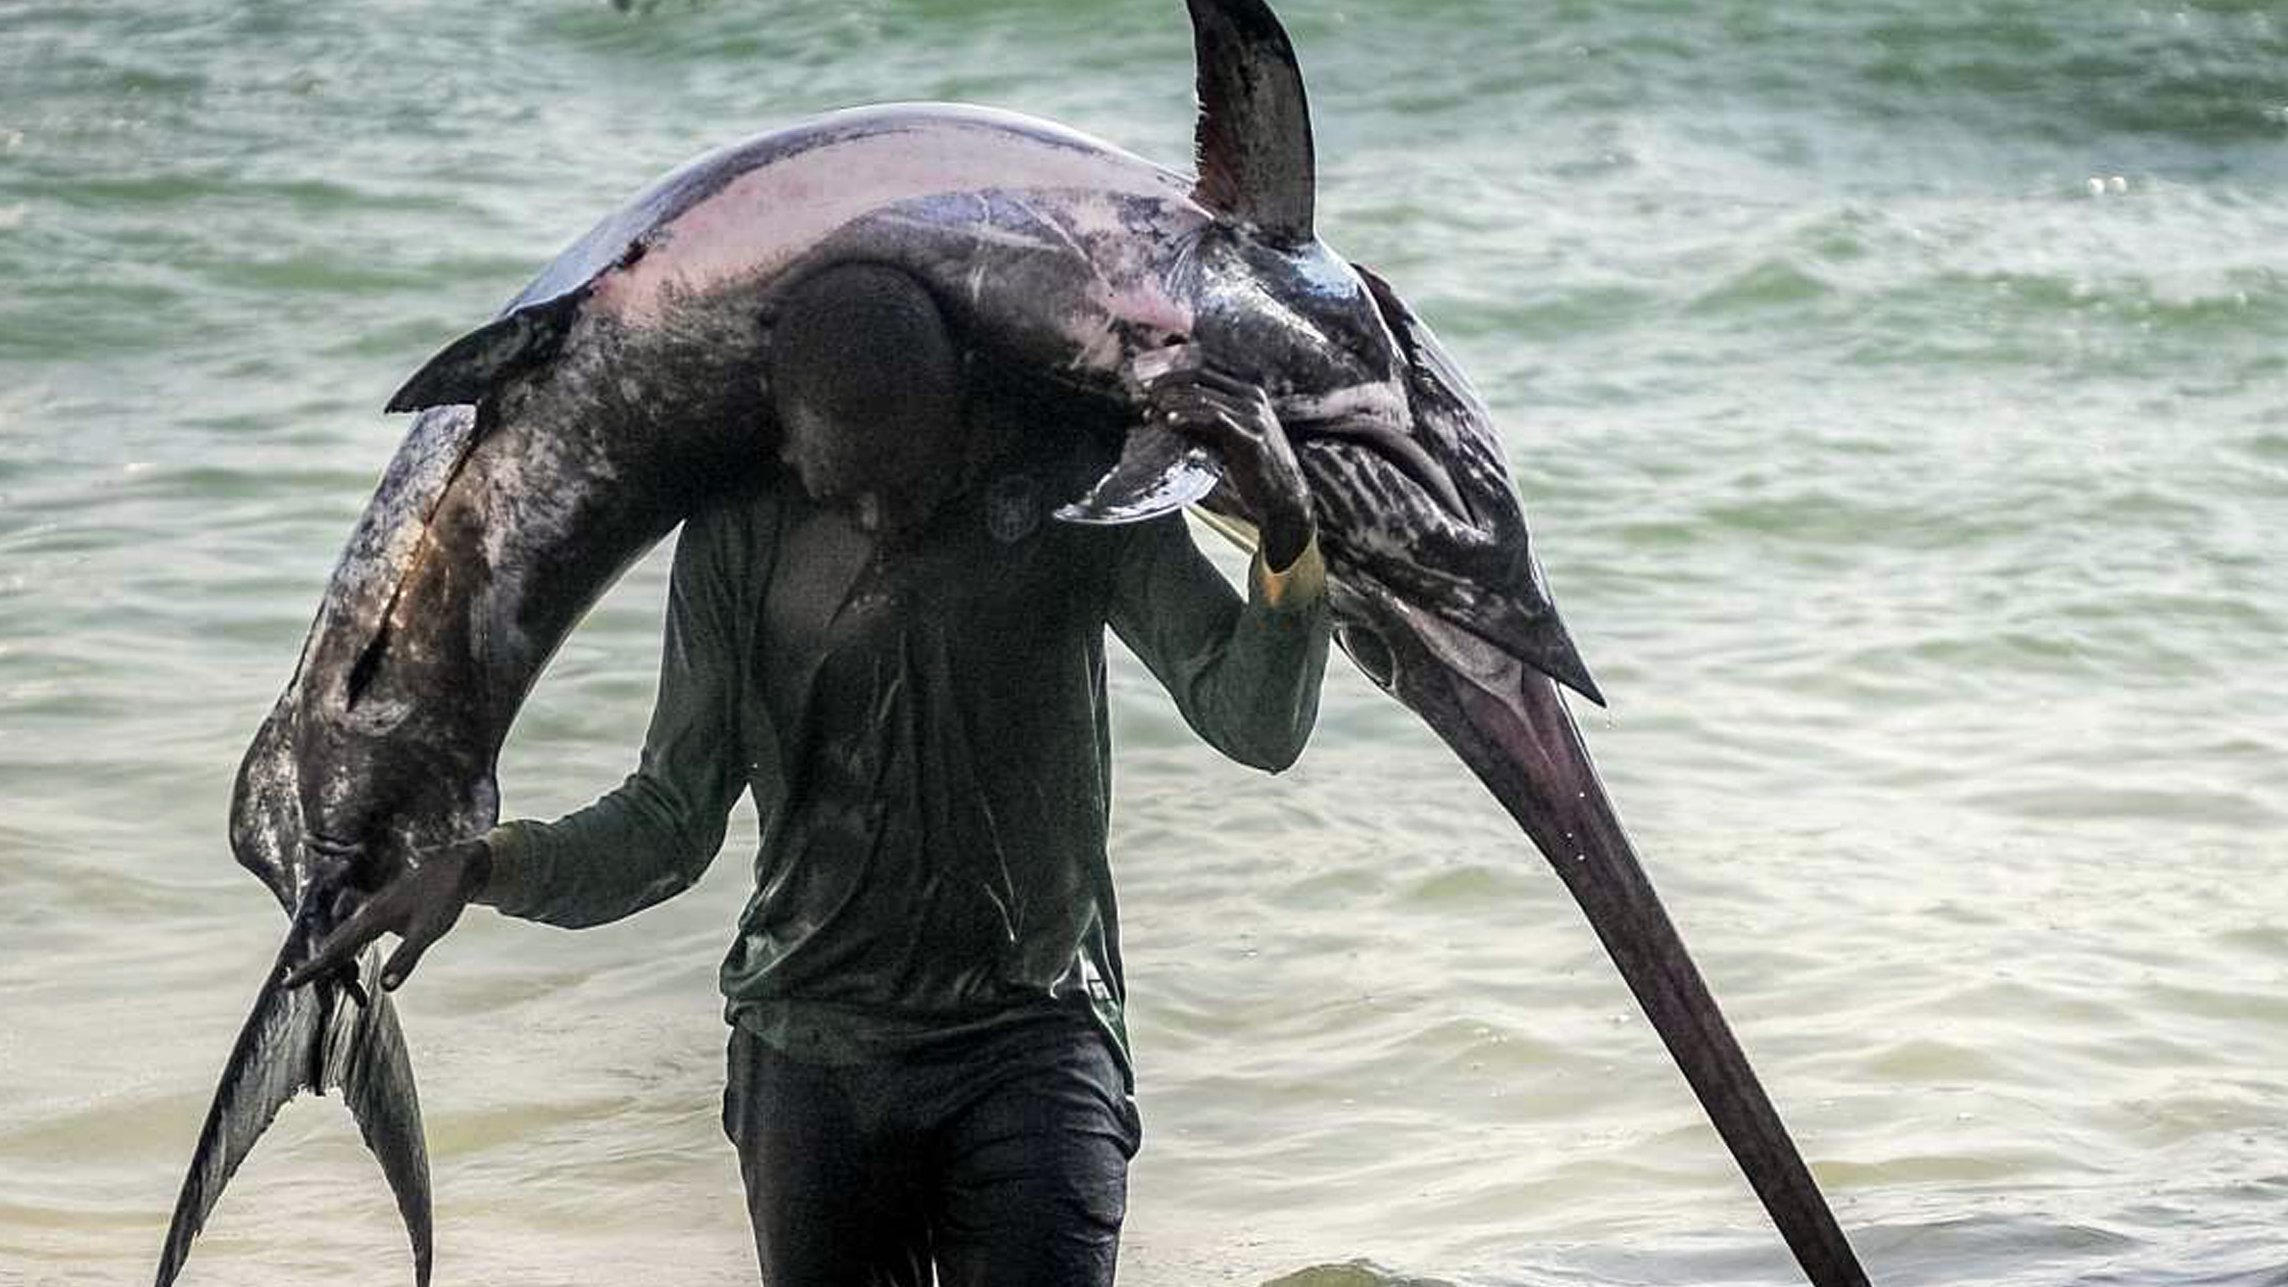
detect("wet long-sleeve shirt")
[477,458,1329,1072]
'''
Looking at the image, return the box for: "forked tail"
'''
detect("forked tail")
[156,897,433,1286]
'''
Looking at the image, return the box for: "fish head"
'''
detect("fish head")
[1167,245,1603,709]
[1183,230,1407,430]
[1328,262,1603,704]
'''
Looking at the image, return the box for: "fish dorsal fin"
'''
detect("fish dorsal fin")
[1188,0,1315,246]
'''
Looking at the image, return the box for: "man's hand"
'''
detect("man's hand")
[1140,360,1315,571]
[282,837,492,993]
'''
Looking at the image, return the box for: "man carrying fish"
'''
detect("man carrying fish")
[287,263,1335,1284]
[163,1,1874,1283]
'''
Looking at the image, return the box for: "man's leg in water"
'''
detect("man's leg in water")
[927,1023,1141,1287]
[723,1019,1138,1287]
[723,1028,933,1285]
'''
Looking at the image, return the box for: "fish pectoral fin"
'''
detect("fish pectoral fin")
[385,292,584,414]
[1052,422,1224,524]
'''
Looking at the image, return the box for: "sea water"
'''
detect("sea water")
[1,2,2283,1283]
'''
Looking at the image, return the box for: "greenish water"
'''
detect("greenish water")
[2,1,2284,1284]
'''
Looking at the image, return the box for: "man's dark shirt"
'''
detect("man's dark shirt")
[478,450,1330,1075]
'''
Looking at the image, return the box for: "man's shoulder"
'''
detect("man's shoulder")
[673,476,788,586]
[687,474,786,538]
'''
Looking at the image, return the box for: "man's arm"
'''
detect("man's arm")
[478,506,750,927]
[1108,362,1331,771]
[1109,515,1330,772]
[289,507,753,991]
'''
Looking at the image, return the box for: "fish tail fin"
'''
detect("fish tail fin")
[338,983,433,1285]
[156,915,325,1286]
[157,905,433,1286]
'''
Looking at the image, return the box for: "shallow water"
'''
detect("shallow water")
[2,1,2284,1284]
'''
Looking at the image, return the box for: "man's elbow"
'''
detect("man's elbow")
[637,863,707,910]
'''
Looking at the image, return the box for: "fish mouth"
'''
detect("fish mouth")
[1331,584,1872,1287]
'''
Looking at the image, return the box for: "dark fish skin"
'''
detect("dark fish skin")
[162,324,767,1282]
[160,2,1869,1283]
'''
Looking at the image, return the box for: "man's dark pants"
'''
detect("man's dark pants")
[723,1016,1141,1285]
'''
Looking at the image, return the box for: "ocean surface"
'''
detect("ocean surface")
[2,1,2284,1283]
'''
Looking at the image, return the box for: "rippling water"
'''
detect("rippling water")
[3,1,2284,1284]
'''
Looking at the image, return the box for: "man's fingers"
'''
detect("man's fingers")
[1142,361,1258,401]
[1152,387,1262,441]
[378,930,436,993]
[281,895,398,989]
[1149,379,1263,424]
[1158,407,1251,455]
[1182,363,1262,401]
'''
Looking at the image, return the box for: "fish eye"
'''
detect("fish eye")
[1336,623,1395,690]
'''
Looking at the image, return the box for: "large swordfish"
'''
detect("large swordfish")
[159,0,1871,1283]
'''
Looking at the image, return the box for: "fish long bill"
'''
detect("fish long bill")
[1339,596,1872,1287]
